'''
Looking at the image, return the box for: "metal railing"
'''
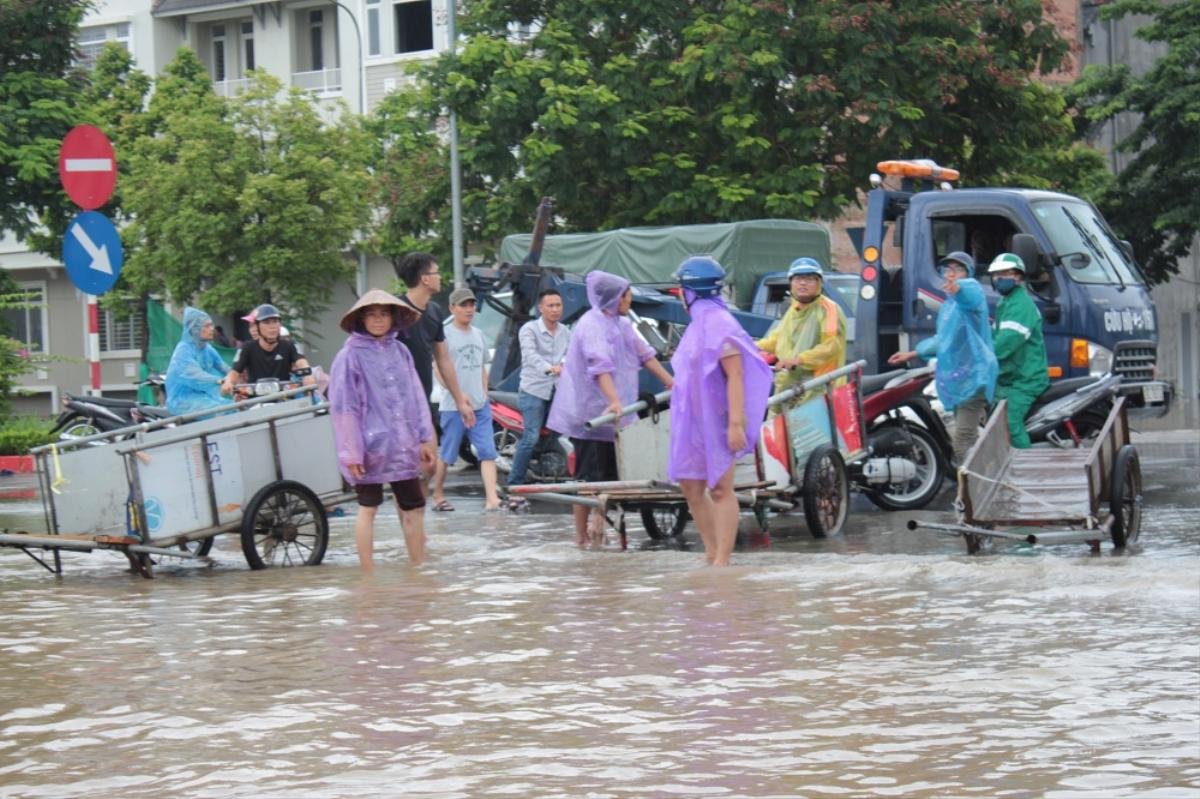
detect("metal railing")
[291,67,342,93]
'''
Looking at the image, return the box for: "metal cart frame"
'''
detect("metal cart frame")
[909,397,1143,553]
[1,388,352,578]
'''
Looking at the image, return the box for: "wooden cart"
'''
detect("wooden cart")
[909,397,1142,553]
[1,388,352,577]
[509,361,868,545]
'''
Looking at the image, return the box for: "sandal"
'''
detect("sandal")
[431,499,455,512]
[506,496,529,511]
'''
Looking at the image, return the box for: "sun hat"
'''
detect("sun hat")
[339,289,419,333]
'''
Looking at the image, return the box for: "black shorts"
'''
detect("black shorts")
[571,438,618,483]
[355,478,425,510]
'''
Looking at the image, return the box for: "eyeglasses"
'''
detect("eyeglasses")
[423,269,440,276]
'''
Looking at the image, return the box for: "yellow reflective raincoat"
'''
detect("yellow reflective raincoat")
[756,295,847,398]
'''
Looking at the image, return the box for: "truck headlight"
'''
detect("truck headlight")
[1087,342,1113,376]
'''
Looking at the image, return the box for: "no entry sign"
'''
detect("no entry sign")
[58,125,117,210]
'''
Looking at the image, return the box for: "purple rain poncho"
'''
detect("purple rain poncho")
[329,328,434,485]
[667,293,774,488]
[165,307,234,417]
[547,271,656,443]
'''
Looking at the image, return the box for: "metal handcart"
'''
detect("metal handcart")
[0,387,352,578]
[508,361,868,546]
[908,396,1142,554]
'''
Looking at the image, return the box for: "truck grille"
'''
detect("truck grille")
[1113,339,1156,382]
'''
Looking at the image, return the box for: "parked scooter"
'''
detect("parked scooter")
[854,364,953,511]
[488,390,573,483]
[1026,372,1122,447]
[50,376,173,442]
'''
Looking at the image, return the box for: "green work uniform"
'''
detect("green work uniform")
[992,285,1049,448]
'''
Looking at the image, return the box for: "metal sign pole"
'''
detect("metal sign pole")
[87,294,101,396]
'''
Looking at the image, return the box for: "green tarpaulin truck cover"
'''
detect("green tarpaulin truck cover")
[498,219,830,309]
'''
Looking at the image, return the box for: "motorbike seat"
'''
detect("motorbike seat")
[136,404,172,419]
[1027,376,1098,415]
[65,393,137,409]
[488,390,521,409]
[860,369,911,395]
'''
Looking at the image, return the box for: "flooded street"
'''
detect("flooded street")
[0,436,1197,798]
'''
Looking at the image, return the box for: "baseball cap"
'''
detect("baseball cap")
[448,287,476,306]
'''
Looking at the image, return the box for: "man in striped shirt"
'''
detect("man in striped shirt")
[987,253,1049,448]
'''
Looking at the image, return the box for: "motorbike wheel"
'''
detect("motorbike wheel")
[802,444,848,538]
[528,444,569,483]
[60,419,101,440]
[864,423,946,511]
[1108,445,1142,548]
[640,505,690,540]
[493,425,518,474]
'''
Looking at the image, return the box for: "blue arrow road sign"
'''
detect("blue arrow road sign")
[62,211,123,295]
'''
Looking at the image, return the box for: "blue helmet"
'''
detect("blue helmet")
[674,255,726,297]
[938,250,975,277]
[254,303,282,322]
[787,257,824,279]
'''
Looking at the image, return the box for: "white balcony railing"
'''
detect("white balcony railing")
[291,68,342,94]
[212,78,250,97]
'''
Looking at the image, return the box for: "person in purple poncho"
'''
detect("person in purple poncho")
[547,271,675,546]
[668,257,773,566]
[329,289,437,569]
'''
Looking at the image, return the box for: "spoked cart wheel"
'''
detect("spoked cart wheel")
[1108,444,1143,548]
[640,505,690,540]
[240,480,329,570]
[802,444,848,538]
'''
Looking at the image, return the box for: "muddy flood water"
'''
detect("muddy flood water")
[0,437,1197,798]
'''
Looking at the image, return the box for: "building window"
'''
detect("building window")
[99,308,143,353]
[367,0,381,56]
[212,23,227,82]
[395,0,433,54]
[76,22,131,70]
[1,283,46,354]
[310,9,324,71]
[242,21,255,72]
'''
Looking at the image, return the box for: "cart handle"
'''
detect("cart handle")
[767,360,866,408]
[584,389,673,430]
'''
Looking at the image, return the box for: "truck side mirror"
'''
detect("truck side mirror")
[1119,239,1135,260]
[1011,233,1043,278]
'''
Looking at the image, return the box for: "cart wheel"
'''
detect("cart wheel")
[802,444,848,538]
[179,537,214,557]
[240,480,329,570]
[1109,444,1143,548]
[640,505,689,540]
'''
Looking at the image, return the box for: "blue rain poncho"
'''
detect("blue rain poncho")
[165,307,234,417]
[914,278,998,411]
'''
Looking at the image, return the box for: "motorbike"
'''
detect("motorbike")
[1026,372,1122,447]
[50,376,173,442]
[487,390,573,483]
[853,364,954,511]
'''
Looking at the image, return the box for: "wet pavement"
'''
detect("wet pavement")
[0,433,1196,797]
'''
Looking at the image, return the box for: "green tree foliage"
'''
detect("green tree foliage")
[366,87,451,269]
[119,50,372,329]
[1070,0,1199,284]
[384,0,1100,241]
[0,0,91,240]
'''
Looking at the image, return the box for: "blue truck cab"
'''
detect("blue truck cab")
[854,159,1171,415]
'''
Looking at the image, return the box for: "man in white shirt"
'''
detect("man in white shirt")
[506,289,570,497]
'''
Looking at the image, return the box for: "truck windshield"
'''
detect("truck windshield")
[1032,200,1143,286]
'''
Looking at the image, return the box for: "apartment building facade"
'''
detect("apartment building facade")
[2,0,447,414]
